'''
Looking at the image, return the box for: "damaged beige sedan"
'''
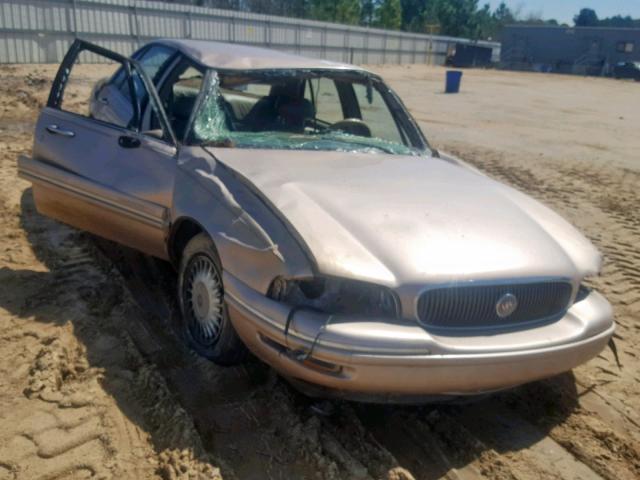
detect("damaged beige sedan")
[19,39,615,401]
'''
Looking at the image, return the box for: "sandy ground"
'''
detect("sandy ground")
[0,62,638,480]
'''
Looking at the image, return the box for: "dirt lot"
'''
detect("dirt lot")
[0,62,638,480]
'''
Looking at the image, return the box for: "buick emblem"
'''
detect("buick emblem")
[496,293,518,318]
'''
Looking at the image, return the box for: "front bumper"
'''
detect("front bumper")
[225,274,615,399]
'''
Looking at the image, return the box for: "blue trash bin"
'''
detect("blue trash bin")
[445,70,463,93]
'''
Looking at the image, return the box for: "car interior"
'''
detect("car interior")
[150,59,204,141]
[216,75,377,138]
[221,78,316,133]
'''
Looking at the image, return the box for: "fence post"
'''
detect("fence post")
[382,33,387,64]
[322,26,327,59]
[129,1,140,48]
[412,37,417,64]
[70,0,78,38]
[265,19,270,46]
[364,30,369,64]
[184,11,192,39]
[228,15,235,43]
[343,27,350,63]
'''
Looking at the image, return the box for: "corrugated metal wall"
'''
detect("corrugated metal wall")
[0,0,500,65]
[501,25,640,73]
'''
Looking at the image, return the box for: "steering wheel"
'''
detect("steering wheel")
[220,98,237,131]
[328,118,372,138]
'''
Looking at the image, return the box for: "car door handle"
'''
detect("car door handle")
[118,135,141,149]
[46,124,75,138]
[98,97,109,105]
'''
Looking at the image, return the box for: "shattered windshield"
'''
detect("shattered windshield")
[191,70,423,155]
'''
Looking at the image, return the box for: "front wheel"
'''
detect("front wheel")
[178,233,246,365]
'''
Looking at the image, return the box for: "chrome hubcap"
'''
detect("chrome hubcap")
[186,255,223,341]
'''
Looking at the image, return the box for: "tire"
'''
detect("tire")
[178,233,246,365]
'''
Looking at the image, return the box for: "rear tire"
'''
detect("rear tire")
[178,233,246,365]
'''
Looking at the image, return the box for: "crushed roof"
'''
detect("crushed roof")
[156,39,367,71]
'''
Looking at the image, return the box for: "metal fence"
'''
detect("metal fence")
[0,0,500,65]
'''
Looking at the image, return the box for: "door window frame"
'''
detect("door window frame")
[154,54,206,142]
[48,39,178,147]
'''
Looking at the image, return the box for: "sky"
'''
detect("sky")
[486,1,640,25]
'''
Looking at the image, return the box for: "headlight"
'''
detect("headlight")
[575,285,591,303]
[268,276,399,318]
[576,270,602,303]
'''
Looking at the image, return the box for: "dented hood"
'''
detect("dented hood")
[205,147,601,287]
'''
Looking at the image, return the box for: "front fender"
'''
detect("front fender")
[171,147,314,293]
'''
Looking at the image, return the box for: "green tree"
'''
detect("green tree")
[336,0,361,24]
[477,1,515,39]
[492,1,515,24]
[361,0,380,26]
[475,3,495,39]
[399,0,428,31]
[601,15,640,28]
[244,0,311,17]
[426,0,479,37]
[310,0,336,21]
[162,0,583,37]
[311,0,361,24]
[377,0,402,29]
[574,8,599,27]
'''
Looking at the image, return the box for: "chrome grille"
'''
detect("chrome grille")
[417,281,573,328]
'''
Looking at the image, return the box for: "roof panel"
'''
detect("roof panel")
[156,38,367,71]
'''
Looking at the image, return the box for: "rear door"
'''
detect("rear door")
[20,40,178,259]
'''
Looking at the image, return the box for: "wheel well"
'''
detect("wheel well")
[169,218,203,267]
